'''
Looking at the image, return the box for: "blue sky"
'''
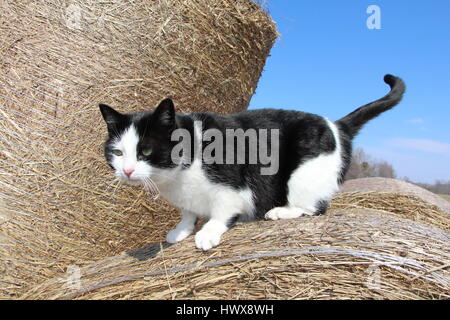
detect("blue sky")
[248,0,450,183]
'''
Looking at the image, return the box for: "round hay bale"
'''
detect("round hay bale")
[331,192,450,231]
[0,0,277,298]
[21,209,450,300]
[341,178,450,214]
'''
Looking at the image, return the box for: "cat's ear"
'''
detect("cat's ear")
[99,104,124,132]
[153,98,176,128]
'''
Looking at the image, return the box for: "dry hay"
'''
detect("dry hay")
[21,208,450,300]
[341,178,450,214]
[0,0,277,298]
[331,192,450,232]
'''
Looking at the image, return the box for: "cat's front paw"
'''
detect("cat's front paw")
[166,228,192,243]
[195,229,221,251]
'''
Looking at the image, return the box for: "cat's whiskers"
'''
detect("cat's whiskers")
[142,176,160,200]
[132,172,178,183]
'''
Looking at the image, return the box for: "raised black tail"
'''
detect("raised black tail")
[337,74,406,137]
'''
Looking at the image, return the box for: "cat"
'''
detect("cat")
[99,74,405,251]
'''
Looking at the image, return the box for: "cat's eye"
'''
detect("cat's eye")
[112,149,123,156]
[142,148,152,157]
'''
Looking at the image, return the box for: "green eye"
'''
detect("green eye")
[112,149,123,156]
[142,148,152,156]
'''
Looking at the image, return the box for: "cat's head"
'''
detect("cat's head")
[99,98,178,185]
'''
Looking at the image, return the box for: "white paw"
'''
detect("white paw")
[166,228,192,243]
[195,229,221,251]
[264,207,310,220]
[265,207,283,220]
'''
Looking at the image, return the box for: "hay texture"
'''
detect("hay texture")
[340,178,450,214]
[0,0,277,298]
[22,207,450,300]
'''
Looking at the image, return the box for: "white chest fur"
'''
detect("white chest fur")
[155,160,255,219]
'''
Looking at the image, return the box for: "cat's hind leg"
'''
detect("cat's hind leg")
[264,159,338,221]
[264,200,329,220]
[264,206,314,220]
[265,144,338,221]
[166,210,198,243]
[265,120,342,221]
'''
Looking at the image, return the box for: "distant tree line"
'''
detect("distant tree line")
[411,180,450,195]
[345,148,396,180]
[345,148,450,196]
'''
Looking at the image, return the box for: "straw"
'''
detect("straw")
[0,0,277,298]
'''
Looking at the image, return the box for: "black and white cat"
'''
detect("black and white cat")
[99,74,405,250]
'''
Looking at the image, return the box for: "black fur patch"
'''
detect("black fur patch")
[315,200,330,216]
[226,215,240,229]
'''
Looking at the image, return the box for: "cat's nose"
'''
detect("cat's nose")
[123,168,135,178]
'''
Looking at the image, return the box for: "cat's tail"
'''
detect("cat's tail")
[337,74,406,137]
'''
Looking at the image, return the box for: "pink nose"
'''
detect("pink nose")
[123,168,135,178]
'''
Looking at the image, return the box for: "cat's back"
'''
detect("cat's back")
[194,108,328,132]
[192,108,338,166]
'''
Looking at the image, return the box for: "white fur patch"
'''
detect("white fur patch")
[166,210,197,243]
[195,220,228,251]
[284,119,342,214]
[110,125,152,181]
[157,159,255,218]
[264,206,312,220]
[157,159,255,250]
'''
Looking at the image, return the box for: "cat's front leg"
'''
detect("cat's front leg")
[166,210,198,244]
[195,218,230,251]
[194,194,247,250]
[195,207,240,251]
